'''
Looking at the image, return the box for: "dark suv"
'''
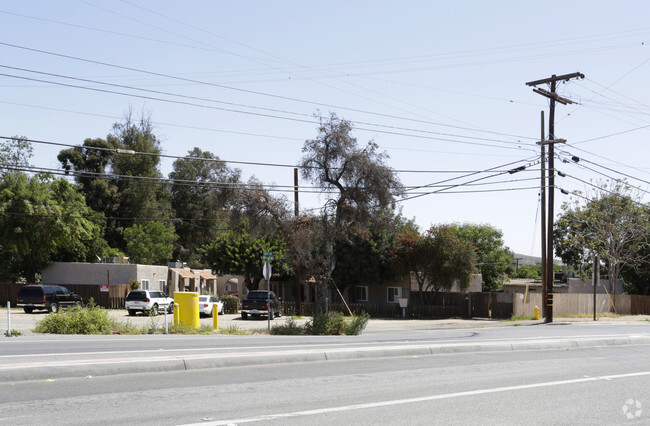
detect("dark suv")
[17,285,83,313]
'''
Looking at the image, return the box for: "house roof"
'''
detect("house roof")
[170,268,196,279]
[193,270,216,280]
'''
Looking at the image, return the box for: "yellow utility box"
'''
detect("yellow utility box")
[174,292,200,329]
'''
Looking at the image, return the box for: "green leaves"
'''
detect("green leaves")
[123,221,178,265]
[199,219,290,289]
[0,173,105,281]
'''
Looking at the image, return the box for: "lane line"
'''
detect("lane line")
[183,371,650,425]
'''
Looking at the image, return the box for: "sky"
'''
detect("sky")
[2,1,650,258]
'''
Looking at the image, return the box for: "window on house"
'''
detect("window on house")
[387,287,401,303]
[159,280,167,293]
[141,279,150,290]
[355,286,368,302]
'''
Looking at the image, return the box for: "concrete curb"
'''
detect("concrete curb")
[2,336,650,383]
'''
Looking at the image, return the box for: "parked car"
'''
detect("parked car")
[198,295,224,317]
[16,285,83,313]
[240,290,282,320]
[125,290,173,316]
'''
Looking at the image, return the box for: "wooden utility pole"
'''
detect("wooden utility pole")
[593,254,599,321]
[294,168,302,315]
[526,72,584,323]
[540,111,547,317]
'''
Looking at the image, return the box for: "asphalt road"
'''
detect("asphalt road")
[1,308,650,383]
[1,342,649,425]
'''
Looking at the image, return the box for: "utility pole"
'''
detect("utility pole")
[294,168,302,316]
[526,72,584,323]
[540,111,547,317]
[593,253,598,321]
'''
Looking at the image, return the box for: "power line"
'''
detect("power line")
[0,41,537,143]
[2,135,535,175]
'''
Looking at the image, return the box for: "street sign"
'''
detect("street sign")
[263,261,272,281]
[262,252,274,261]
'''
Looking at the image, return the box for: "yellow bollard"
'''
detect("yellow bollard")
[534,305,540,320]
[213,304,219,330]
[173,303,180,325]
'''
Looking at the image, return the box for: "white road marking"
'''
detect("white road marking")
[183,371,650,425]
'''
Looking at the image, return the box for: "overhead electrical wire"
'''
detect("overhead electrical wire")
[0,69,534,152]
[0,41,537,143]
[1,135,536,175]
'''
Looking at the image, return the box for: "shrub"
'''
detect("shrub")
[34,305,122,334]
[306,312,370,336]
[345,312,370,335]
[270,318,305,335]
[220,294,240,314]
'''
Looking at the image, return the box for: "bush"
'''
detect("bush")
[345,312,370,335]
[34,305,123,334]
[220,294,240,314]
[305,312,370,336]
[270,318,305,335]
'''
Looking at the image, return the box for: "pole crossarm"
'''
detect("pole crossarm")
[525,72,585,86]
[532,88,577,105]
[536,138,566,146]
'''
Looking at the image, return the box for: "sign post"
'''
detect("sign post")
[262,252,274,330]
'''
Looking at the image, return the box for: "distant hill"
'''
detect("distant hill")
[513,253,563,266]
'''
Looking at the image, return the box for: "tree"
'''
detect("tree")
[123,221,177,265]
[0,136,32,176]
[298,113,402,314]
[57,112,172,251]
[169,147,241,267]
[425,225,476,295]
[448,223,512,291]
[389,225,475,303]
[0,173,107,282]
[199,219,291,292]
[388,227,431,304]
[512,263,542,279]
[555,181,650,296]
[57,137,119,226]
[107,112,171,228]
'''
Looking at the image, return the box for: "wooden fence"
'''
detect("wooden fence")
[514,292,650,317]
[0,283,130,309]
[283,292,514,319]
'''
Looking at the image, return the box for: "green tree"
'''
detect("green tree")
[0,173,107,282]
[57,138,120,232]
[425,225,476,295]
[0,136,32,176]
[107,113,171,228]
[555,181,650,296]
[57,113,172,251]
[169,147,241,267]
[512,263,542,279]
[448,223,512,291]
[200,219,290,292]
[388,227,432,304]
[123,221,177,265]
[389,225,475,302]
[298,113,402,314]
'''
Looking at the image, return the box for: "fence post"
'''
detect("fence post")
[6,301,11,337]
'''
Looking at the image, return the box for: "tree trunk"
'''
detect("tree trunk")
[314,239,336,316]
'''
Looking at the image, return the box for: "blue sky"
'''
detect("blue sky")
[2,1,650,257]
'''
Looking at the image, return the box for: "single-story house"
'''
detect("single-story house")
[42,261,170,292]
